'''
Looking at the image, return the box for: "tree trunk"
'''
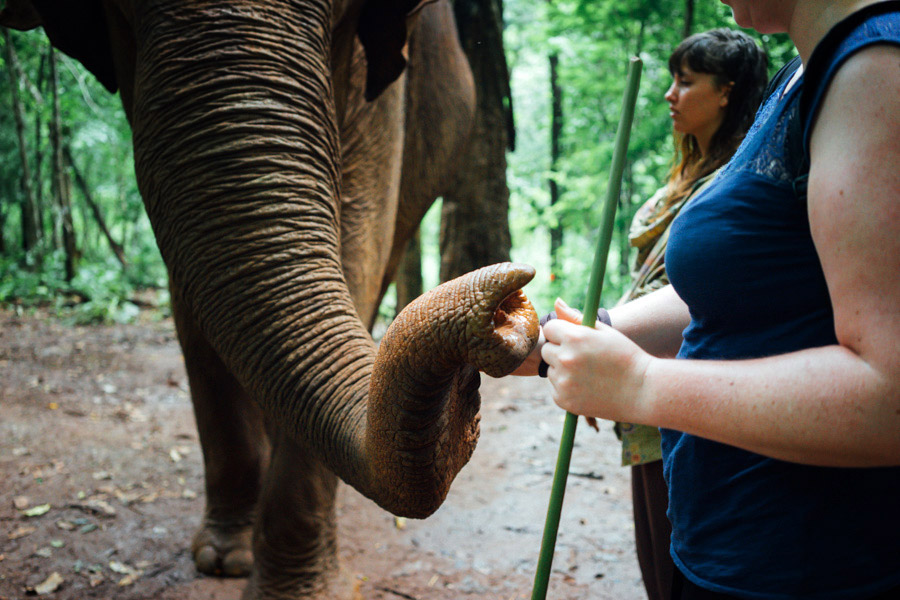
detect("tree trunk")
[2,28,40,257]
[394,229,423,316]
[64,145,128,269]
[48,47,78,281]
[548,51,563,281]
[440,0,514,283]
[0,202,6,255]
[683,0,695,39]
[32,51,47,251]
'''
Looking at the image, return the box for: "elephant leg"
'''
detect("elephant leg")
[170,289,269,577]
[242,431,359,600]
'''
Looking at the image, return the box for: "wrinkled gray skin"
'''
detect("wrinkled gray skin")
[1,0,539,598]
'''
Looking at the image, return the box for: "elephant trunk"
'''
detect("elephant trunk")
[128,0,537,516]
[365,263,538,517]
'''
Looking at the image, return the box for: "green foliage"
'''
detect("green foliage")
[502,0,796,313]
[1,27,166,322]
[0,251,167,324]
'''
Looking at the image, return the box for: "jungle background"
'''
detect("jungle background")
[0,0,796,326]
[1,2,796,599]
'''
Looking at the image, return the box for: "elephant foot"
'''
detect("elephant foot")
[240,564,360,600]
[191,517,255,577]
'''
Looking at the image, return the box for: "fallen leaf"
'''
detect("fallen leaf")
[79,523,98,534]
[35,547,52,558]
[8,526,37,540]
[70,499,116,518]
[22,504,51,518]
[393,516,407,530]
[181,489,197,499]
[109,561,143,586]
[50,540,64,548]
[117,573,141,586]
[168,449,182,463]
[56,520,75,531]
[30,571,64,595]
[109,561,133,574]
[115,490,142,505]
[92,471,112,481]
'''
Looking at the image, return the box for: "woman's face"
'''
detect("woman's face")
[664,64,731,144]
[720,0,795,33]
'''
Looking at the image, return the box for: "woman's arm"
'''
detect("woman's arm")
[608,284,690,359]
[541,46,900,467]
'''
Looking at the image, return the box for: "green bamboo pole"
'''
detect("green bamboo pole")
[531,56,642,600]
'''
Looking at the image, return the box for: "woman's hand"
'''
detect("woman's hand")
[541,298,654,424]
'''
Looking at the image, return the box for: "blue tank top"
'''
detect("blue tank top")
[662,5,900,599]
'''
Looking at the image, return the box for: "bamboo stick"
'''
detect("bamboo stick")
[531,56,642,600]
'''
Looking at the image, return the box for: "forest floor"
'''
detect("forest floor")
[0,305,645,600]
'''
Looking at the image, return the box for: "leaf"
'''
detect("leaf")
[69,499,116,517]
[8,526,37,540]
[22,503,51,517]
[109,561,143,586]
[117,572,141,586]
[31,571,64,595]
[108,561,133,574]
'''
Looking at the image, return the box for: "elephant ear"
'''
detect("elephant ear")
[0,0,43,29]
[357,0,435,101]
[1,0,117,93]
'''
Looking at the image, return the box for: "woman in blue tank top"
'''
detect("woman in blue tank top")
[533,1,900,598]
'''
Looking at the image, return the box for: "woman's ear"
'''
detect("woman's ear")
[357,0,434,101]
[719,81,735,107]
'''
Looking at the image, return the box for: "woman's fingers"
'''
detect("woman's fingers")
[554,297,583,324]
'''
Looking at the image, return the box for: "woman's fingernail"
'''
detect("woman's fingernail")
[556,298,569,308]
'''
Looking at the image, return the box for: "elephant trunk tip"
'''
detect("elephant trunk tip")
[466,262,540,378]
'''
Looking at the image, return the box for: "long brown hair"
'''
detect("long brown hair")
[666,29,769,205]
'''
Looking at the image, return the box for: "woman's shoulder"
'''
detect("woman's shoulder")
[801,2,900,144]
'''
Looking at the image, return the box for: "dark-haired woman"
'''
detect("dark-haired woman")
[616,29,767,600]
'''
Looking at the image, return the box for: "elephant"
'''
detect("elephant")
[1,0,539,598]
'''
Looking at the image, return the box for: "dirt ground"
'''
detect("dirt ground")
[0,306,645,600]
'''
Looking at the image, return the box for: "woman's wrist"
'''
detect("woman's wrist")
[630,354,661,427]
